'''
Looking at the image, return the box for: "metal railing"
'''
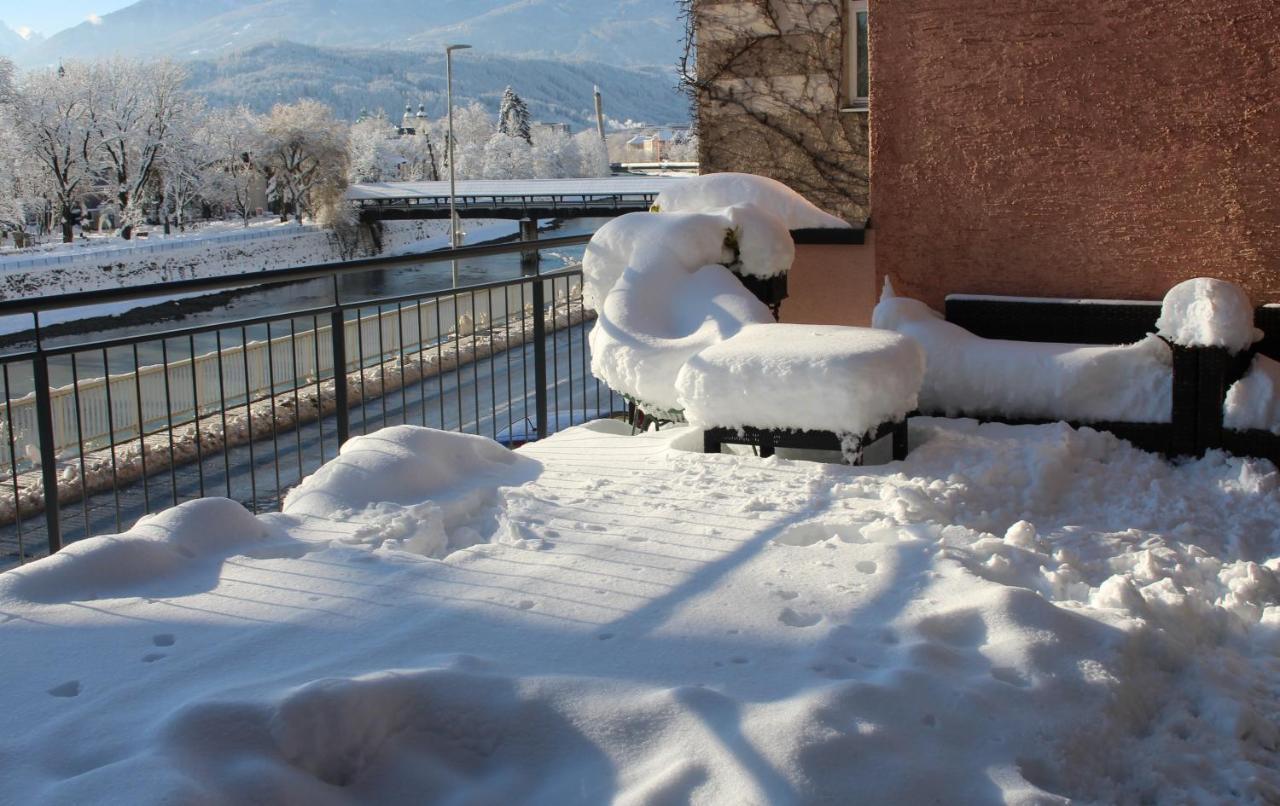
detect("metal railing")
[0,230,623,568]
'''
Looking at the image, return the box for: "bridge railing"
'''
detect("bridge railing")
[0,232,624,568]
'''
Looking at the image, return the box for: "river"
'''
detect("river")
[0,217,606,396]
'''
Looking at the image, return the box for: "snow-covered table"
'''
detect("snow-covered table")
[674,323,925,463]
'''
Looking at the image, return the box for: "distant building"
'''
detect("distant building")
[398,103,429,137]
[533,122,572,137]
[622,128,690,162]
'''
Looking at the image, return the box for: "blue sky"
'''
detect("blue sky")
[0,0,133,37]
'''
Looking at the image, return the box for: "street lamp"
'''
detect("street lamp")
[446,43,471,287]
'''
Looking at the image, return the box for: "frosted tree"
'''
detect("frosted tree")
[86,58,192,239]
[481,132,534,179]
[497,86,532,145]
[574,129,610,178]
[441,102,495,180]
[14,62,97,243]
[391,130,439,181]
[347,114,400,183]
[198,107,264,227]
[260,99,349,223]
[156,98,222,233]
[530,127,580,178]
[0,60,29,238]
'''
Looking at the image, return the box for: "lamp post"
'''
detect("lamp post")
[446,43,471,287]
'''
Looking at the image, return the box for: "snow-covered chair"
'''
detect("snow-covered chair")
[584,173,851,418]
[584,173,925,461]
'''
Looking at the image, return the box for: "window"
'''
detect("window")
[845,0,869,110]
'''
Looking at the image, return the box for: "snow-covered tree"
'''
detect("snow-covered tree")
[86,58,191,238]
[391,130,439,181]
[260,99,349,223]
[497,86,532,145]
[198,106,264,227]
[15,62,97,243]
[442,102,495,180]
[481,131,534,180]
[575,129,611,178]
[156,99,215,232]
[347,114,401,183]
[530,126,580,179]
[0,59,29,237]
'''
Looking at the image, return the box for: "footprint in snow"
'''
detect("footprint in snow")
[855,560,878,575]
[142,653,166,663]
[152,634,176,647]
[48,681,80,698]
[779,608,821,628]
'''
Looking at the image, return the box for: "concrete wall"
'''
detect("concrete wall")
[696,0,870,224]
[870,0,1280,309]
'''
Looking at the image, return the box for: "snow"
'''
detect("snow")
[1225,354,1280,435]
[2,419,1279,803]
[0,219,514,306]
[590,261,773,413]
[581,211,733,310]
[1155,277,1260,353]
[653,172,851,230]
[675,323,924,435]
[874,291,1174,423]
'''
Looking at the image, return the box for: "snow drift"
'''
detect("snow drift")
[873,289,1174,423]
[1,419,1278,803]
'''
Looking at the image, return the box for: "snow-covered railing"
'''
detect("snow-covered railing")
[0,230,622,566]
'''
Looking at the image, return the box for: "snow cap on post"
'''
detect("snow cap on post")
[1156,278,1259,353]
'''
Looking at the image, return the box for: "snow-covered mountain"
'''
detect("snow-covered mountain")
[184,41,688,126]
[18,0,684,69]
[0,21,43,58]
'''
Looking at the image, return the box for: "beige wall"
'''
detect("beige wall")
[780,236,877,326]
[695,0,870,224]
[870,0,1280,309]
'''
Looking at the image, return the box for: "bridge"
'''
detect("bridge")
[347,176,687,220]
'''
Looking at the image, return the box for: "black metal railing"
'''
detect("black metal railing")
[0,230,624,568]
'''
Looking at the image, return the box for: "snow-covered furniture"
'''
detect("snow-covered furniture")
[879,277,1278,461]
[675,323,925,463]
[584,173,852,420]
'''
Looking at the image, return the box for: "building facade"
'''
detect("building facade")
[694,0,870,224]
[695,0,1280,310]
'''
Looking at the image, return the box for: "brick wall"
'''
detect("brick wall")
[870,0,1280,308]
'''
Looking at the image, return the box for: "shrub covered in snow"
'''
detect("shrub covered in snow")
[1156,277,1260,353]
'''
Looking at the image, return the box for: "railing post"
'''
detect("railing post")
[330,306,350,447]
[532,270,549,441]
[32,353,61,553]
[520,218,539,275]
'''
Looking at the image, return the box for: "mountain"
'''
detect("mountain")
[20,0,684,70]
[184,40,688,127]
[0,22,42,58]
